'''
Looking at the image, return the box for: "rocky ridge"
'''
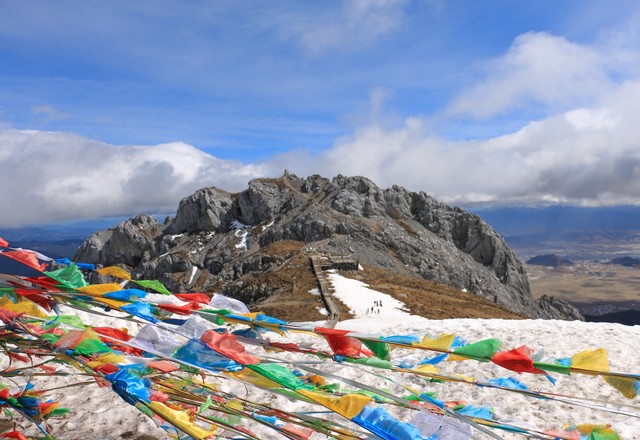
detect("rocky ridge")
[75,174,582,320]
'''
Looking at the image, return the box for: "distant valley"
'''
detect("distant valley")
[471,205,640,324]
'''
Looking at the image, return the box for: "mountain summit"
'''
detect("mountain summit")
[75,174,581,321]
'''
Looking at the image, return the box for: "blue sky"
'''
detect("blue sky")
[2,1,640,227]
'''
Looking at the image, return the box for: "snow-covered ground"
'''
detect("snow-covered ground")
[30,315,640,439]
[323,272,640,439]
[8,273,640,439]
[327,271,414,319]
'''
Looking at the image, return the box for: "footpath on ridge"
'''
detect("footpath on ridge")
[309,253,359,328]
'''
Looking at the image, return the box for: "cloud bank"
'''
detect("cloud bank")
[0,130,266,227]
[3,30,640,227]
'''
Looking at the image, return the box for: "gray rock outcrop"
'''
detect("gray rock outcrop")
[75,174,582,320]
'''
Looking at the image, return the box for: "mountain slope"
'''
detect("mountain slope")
[75,174,581,320]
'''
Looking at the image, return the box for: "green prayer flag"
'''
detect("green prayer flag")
[44,315,85,329]
[589,430,621,440]
[347,357,393,369]
[225,413,242,425]
[249,364,306,390]
[404,391,437,401]
[73,338,111,356]
[453,338,501,361]
[40,333,60,343]
[532,362,571,375]
[45,263,89,289]
[134,402,154,418]
[198,395,213,414]
[360,339,390,360]
[48,407,71,417]
[136,279,172,295]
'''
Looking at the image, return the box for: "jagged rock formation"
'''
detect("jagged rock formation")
[75,174,582,320]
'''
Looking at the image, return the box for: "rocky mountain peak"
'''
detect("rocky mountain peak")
[75,173,582,320]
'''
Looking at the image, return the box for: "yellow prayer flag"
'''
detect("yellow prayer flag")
[571,348,609,374]
[414,333,455,352]
[298,390,371,419]
[87,352,126,369]
[77,283,123,296]
[226,399,244,411]
[603,376,637,399]
[416,364,440,374]
[96,266,132,280]
[0,295,48,318]
[148,401,215,439]
[226,368,281,389]
[447,354,470,362]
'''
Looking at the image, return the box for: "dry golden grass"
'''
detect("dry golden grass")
[251,247,524,322]
[341,265,524,320]
[259,240,305,257]
[248,251,332,322]
[528,262,640,305]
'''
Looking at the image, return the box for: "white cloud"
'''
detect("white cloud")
[0,129,267,227]
[268,29,640,207]
[279,0,408,54]
[4,74,640,229]
[274,79,640,207]
[446,32,616,118]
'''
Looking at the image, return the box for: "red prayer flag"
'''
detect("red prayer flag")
[53,330,86,350]
[0,308,21,324]
[93,326,131,341]
[158,301,201,315]
[149,390,170,402]
[173,293,210,304]
[491,345,545,374]
[282,424,314,439]
[315,327,371,358]
[148,360,179,373]
[200,330,260,365]
[13,288,54,311]
[93,364,119,375]
[24,277,60,290]
[1,250,47,272]
[1,429,29,440]
[7,352,30,363]
[38,364,57,375]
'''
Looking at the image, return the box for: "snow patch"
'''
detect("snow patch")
[187,266,198,284]
[234,230,249,250]
[327,272,417,320]
[231,220,251,250]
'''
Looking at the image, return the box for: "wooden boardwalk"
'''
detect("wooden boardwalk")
[309,253,358,328]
